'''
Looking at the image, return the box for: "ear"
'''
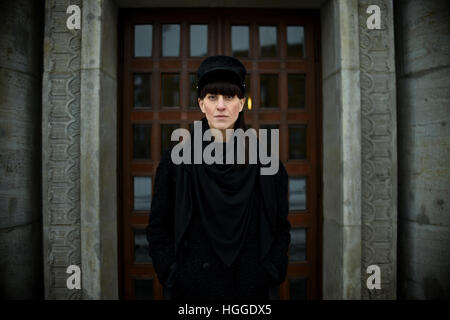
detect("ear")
[198,98,206,114]
[239,97,246,112]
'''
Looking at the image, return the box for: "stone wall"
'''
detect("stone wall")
[0,0,44,299]
[395,0,450,299]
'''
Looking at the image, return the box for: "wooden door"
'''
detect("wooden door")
[118,8,322,300]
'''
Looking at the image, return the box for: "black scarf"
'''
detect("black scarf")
[173,116,277,267]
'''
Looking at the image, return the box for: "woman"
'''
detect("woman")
[146,55,290,300]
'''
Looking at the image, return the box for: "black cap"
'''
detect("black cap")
[197,55,246,97]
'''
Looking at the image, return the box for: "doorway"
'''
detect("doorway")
[118,8,322,299]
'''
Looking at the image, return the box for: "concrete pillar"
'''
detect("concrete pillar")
[0,0,44,299]
[395,0,450,299]
[80,0,118,299]
[321,0,362,299]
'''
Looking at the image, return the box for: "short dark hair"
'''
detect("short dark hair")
[199,81,245,100]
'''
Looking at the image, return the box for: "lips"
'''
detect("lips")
[214,115,228,118]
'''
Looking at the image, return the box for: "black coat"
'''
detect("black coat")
[146,148,291,300]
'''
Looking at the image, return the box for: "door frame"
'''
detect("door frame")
[50,0,396,301]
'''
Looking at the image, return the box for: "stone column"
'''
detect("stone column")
[321,0,362,299]
[42,0,82,299]
[80,0,118,299]
[359,0,398,300]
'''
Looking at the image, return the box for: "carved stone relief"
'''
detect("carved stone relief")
[359,0,397,299]
[43,0,82,300]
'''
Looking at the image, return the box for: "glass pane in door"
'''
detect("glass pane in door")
[134,24,152,57]
[133,176,152,211]
[288,74,306,109]
[289,177,307,211]
[162,24,180,57]
[133,124,151,159]
[287,26,305,57]
[260,74,278,108]
[259,26,277,57]
[190,24,208,56]
[289,227,307,261]
[161,73,180,107]
[288,125,306,159]
[134,73,152,108]
[231,25,250,57]
[134,228,152,263]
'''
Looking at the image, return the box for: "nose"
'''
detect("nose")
[216,95,226,110]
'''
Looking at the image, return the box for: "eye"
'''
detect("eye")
[225,95,233,100]
[208,95,216,100]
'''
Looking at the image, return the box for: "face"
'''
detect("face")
[198,93,246,131]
